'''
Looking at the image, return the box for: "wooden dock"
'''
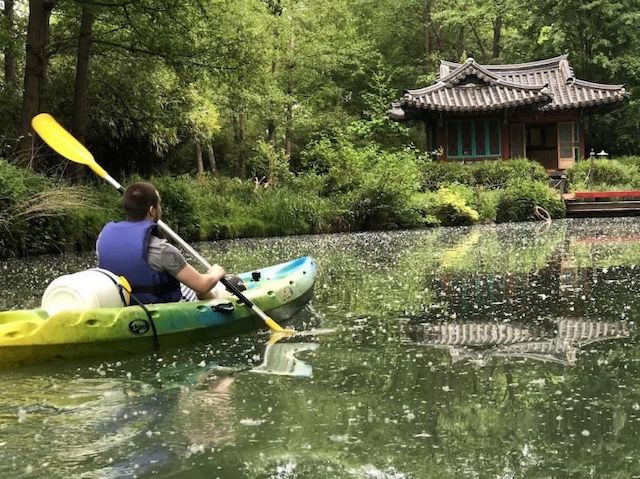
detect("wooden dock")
[564,191,640,217]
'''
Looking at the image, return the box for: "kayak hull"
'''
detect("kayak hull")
[0,256,317,366]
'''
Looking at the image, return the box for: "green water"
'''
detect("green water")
[2,218,640,478]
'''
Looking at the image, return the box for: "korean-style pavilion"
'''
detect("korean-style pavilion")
[390,54,629,170]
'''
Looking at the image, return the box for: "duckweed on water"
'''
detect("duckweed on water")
[1,218,640,477]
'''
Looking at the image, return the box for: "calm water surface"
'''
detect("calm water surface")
[1,218,640,478]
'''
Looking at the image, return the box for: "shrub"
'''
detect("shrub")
[152,175,201,240]
[474,188,500,223]
[566,159,639,190]
[247,140,293,186]
[426,186,480,226]
[438,182,477,206]
[616,156,640,170]
[0,160,113,256]
[314,141,423,230]
[421,161,475,189]
[496,179,565,223]
[472,158,547,187]
[188,173,343,240]
[434,182,500,223]
[421,158,548,190]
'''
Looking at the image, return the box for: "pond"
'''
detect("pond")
[1,218,640,478]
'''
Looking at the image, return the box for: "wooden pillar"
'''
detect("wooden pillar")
[417,119,428,151]
[579,116,586,161]
[435,125,446,160]
[501,123,510,160]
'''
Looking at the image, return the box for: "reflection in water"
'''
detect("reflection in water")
[0,374,168,478]
[251,339,319,377]
[409,318,632,366]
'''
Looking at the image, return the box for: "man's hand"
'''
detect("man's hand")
[207,264,225,282]
[176,263,226,298]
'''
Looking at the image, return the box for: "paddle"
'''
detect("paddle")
[31,113,293,334]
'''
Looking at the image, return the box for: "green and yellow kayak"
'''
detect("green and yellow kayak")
[0,256,317,366]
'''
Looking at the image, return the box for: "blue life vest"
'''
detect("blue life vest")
[97,220,182,304]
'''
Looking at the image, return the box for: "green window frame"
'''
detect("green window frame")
[446,119,501,158]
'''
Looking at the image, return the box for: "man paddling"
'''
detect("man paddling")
[97,181,225,303]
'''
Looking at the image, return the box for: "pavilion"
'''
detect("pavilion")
[390,55,629,170]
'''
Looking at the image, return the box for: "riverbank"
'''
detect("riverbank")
[3,155,637,258]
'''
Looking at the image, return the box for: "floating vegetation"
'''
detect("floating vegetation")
[1,218,640,477]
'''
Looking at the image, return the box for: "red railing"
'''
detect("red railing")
[573,191,640,199]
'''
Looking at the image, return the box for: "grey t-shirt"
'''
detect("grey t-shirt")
[147,236,188,276]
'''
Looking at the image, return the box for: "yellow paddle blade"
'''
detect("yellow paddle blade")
[32,113,95,165]
[32,113,111,180]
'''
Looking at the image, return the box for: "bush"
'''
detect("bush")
[616,156,640,169]
[152,175,201,240]
[472,158,547,187]
[247,140,293,186]
[427,186,480,226]
[421,158,548,190]
[0,160,114,256]
[185,174,343,240]
[496,179,565,223]
[313,141,423,230]
[566,159,639,190]
[421,161,475,189]
[474,188,500,222]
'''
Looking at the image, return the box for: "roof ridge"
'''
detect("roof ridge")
[407,80,549,95]
[571,78,627,91]
[440,54,569,73]
[409,66,548,95]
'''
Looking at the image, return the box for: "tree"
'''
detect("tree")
[2,0,17,86]
[18,0,54,166]
[70,4,94,145]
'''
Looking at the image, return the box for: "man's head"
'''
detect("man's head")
[123,182,162,221]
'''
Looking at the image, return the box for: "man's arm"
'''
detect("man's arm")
[175,263,225,299]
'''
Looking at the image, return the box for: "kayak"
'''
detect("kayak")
[0,256,317,367]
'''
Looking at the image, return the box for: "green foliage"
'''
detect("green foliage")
[430,186,481,226]
[472,159,548,186]
[566,159,640,191]
[247,140,293,186]
[0,160,116,256]
[190,174,342,239]
[474,188,500,222]
[151,175,201,240]
[306,140,424,229]
[421,159,547,190]
[496,179,566,223]
[421,161,476,189]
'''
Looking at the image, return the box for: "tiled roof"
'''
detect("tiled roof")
[390,55,628,119]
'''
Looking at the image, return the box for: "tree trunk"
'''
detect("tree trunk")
[195,139,204,174]
[3,0,16,86]
[456,26,465,60]
[284,35,294,157]
[267,120,276,145]
[71,6,94,145]
[237,113,246,177]
[492,14,503,60]
[422,0,431,72]
[285,102,292,157]
[206,141,218,175]
[18,0,54,167]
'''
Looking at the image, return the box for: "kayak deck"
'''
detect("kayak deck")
[0,256,317,366]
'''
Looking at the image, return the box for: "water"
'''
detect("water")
[2,218,640,478]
